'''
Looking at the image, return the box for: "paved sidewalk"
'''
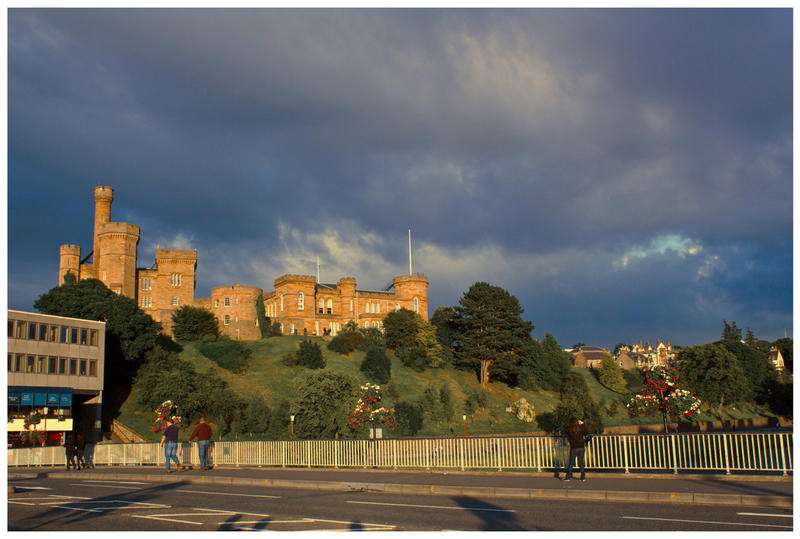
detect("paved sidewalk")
[8,465,793,509]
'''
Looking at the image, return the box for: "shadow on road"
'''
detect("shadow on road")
[451,496,530,531]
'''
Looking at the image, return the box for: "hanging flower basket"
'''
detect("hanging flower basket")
[151,400,184,433]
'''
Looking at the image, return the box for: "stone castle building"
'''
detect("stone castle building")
[57,187,429,339]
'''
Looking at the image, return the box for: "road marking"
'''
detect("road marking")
[737,512,793,518]
[233,517,395,531]
[622,516,793,530]
[132,508,272,526]
[347,500,515,513]
[53,505,104,513]
[11,486,51,490]
[71,483,142,490]
[82,480,149,485]
[176,489,280,499]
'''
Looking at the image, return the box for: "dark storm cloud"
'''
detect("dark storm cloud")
[7,8,792,347]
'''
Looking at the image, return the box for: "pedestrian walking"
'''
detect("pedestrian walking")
[64,431,77,470]
[189,416,214,470]
[76,432,87,470]
[563,417,589,482]
[160,418,182,473]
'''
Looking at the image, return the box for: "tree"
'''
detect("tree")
[598,355,627,393]
[552,373,603,434]
[522,333,571,391]
[454,282,534,387]
[717,339,776,402]
[360,345,391,384]
[394,401,424,436]
[384,308,443,371]
[237,395,272,436]
[293,371,360,439]
[677,344,751,414]
[721,320,742,342]
[627,366,701,432]
[328,322,364,355]
[296,339,325,369]
[430,306,459,364]
[171,305,220,341]
[255,294,270,339]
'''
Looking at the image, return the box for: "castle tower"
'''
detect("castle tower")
[210,284,263,340]
[337,277,356,322]
[96,222,140,297]
[392,274,430,320]
[58,244,81,284]
[93,186,114,264]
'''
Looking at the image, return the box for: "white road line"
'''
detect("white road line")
[71,483,142,490]
[176,489,280,499]
[82,480,149,485]
[347,500,515,513]
[52,505,104,513]
[130,514,204,525]
[737,512,793,518]
[621,516,793,530]
[8,501,37,506]
[11,486,51,490]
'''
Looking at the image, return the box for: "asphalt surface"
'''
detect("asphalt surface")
[8,465,793,509]
[7,476,795,531]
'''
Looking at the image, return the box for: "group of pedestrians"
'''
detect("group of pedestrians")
[64,431,91,470]
[160,416,214,473]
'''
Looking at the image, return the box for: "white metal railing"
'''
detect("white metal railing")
[7,432,793,476]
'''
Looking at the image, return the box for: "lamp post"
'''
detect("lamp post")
[462,415,467,437]
[290,415,295,437]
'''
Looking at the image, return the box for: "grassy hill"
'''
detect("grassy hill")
[116,335,776,441]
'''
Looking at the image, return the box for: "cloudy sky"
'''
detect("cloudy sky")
[7,8,793,349]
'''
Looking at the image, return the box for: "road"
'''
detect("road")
[8,476,793,531]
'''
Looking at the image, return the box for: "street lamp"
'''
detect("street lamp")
[290,415,295,437]
[462,415,467,437]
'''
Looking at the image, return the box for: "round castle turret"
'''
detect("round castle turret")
[392,274,430,320]
[96,222,140,297]
[59,244,81,284]
[93,186,114,264]
[210,284,264,340]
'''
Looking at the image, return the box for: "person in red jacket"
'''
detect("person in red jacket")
[563,417,589,482]
[189,417,213,470]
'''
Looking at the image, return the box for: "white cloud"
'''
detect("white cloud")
[614,234,703,270]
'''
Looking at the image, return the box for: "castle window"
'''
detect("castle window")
[102,271,107,282]
[326,299,333,314]
[224,315,230,325]
[224,297,230,307]
[141,279,152,291]
[170,273,181,286]
[395,303,399,312]
[350,300,353,312]
[376,303,380,314]
[298,292,304,310]
[215,299,219,308]
[318,299,324,314]
[364,321,369,328]
[281,294,284,311]
[141,296,152,308]
[172,296,179,306]
[413,297,419,313]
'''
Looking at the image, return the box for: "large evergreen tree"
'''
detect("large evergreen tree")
[454,282,533,387]
[677,343,750,413]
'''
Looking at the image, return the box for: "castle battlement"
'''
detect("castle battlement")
[274,274,317,286]
[97,222,140,237]
[156,248,198,261]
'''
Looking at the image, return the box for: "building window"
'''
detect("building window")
[8,319,14,337]
[413,297,419,313]
[281,294,284,311]
[376,303,381,314]
[60,326,68,343]
[28,323,37,340]
[141,279,152,291]
[172,297,179,306]
[58,357,67,375]
[298,292,304,310]
[141,296,152,308]
[15,321,26,339]
[350,300,353,312]
[71,328,79,344]
[102,271,107,282]
[79,359,87,376]
[224,297,230,307]
[26,355,35,373]
[215,299,219,308]
[48,356,57,374]
[365,321,370,328]
[69,358,77,376]
[89,360,97,377]
[80,329,88,345]
[170,273,181,286]
[38,324,48,341]
[224,315,230,325]
[395,303,400,311]
[15,354,24,372]
[49,325,58,342]
[326,299,333,314]
[36,356,45,373]
[318,299,324,314]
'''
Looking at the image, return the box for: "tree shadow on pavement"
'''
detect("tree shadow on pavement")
[451,496,531,531]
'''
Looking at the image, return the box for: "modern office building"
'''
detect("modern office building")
[7,310,106,446]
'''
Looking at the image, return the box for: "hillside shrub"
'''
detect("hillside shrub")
[196,336,250,373]
[297,340,325,369]
[360,346,391,384]
[394,401,424,436]
[171,305,220,341]
[237,395,271,436]
[464,388,488,416]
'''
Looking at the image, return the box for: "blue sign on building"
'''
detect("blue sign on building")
[8,393,20,404]
[60,394,72,407]
[20,393,33,405]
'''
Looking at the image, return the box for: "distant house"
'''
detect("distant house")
[618,340,675,368]
[768,347,786,372]
[571,346,611,369]
[616,351,640,370]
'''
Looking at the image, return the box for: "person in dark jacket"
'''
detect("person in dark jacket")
[160,418,182,473]
[189,417,214,470]
[76,432,87,470]
[563,417,589,482]
[64,431,77,470]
